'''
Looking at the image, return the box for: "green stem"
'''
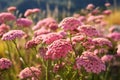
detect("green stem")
[104,63,110,80]
[12,40,40,80]
[46,60,49,80]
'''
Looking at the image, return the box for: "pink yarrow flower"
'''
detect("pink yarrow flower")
[78,25,100,37]
[86,4,95,10]
[0,12,16,23]
[101,55,113,63]
[2,30,25,41]
[32,17,58,31]
[16,18,33,27]
[59,17,81,31]
[107,32,120,41]
[7,6,16,12]
[76,51,106,74]
[0,58,12,70]
[19,67,41,80]
[0,24,10,36]
[41,33,63,44]
[46,39,72,60]
[92,37,112,47]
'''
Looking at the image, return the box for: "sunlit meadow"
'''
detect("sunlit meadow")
[0,1,120,80]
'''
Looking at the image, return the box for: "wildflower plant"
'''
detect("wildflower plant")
[0,3,120,80]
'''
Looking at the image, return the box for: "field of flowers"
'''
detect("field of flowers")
[0,2,120,80]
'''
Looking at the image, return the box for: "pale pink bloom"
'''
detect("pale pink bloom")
[103,10,112,15]
[42,33,63,44]
[0,24,10,36]
[76,51,106,74]
[77,16,86,22]
[72,35,85,43]
[105,3,111,7]
[92,37,112,47]
[2,30,25,41]
[46,39,72,60]
[0,58,12,70]
[59,17,81,31]
[107,32,120,41]
[0,12,16,23]
[34,27,50,37]
[24,9,33,17]
[16,18,33,27]
[19,67,41,79]
[78,25,100,37]
[101,55,113,63]
[7,6,16,12]
[32,17,58,31]
[57,31,67,38]
[32,8,40,13]
[109,26,120,33]
[117,45,120,56]
[86,4,95,10]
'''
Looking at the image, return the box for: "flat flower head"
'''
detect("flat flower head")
[0,24,10,36]
[0,58,12,70]
[2,30,25,41]
[76,51,106,74]
[92,37,112,47]
[107,32,120,41]
[46,39,72,60]
[0,12,16,23]
[42,33,63,44]
[59,17,81,31]
[16,18,33,27]
[101,55,113,63]
[19,67,41,80]
[78,25,100,37]
[7,6,16,12]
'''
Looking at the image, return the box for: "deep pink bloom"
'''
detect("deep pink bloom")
[32,17,58,31]
[59,17,81,31]
[46,39,72,60]
[25,39,38,49]
[76,51,106,74]
[19,67,41,79]
[78,25,100,37]
[25,36,42,49]
[0,58,12,70]
[101,55,113,63]
[7,6,16,12]
[86,4,95,10]
[107,32,120,41]
[92,37,112,47]
[57,31,67,38]
[42,33,63,44]
[0,12,16,23]
[2,30,25,41]
[16,18,33,27]
[0,24,10,36]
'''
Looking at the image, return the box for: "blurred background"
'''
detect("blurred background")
[0,0,120,14]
